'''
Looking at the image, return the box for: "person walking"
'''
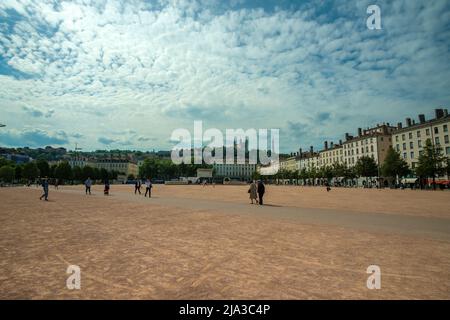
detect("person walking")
[104,178,110,196]
[257,180,265,205]
[39,177,49,201]
[249,180,258,204]
[54,178,59,190]
[144,178,152,198]
[135,179,142,194]
[85,177,92,195]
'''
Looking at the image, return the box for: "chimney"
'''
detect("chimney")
[358,128,362,136]
[324,141,328,150]
[406,118,412,127]
[412,119,416,125]
[397,122,402,129]
[290,152,293,156]
[339,139,342,145]
[330,142,334,149]
[444,109,448,117]
[299,148,303,158]
[345,133,350,141]
[435,109,444,119]
[386,122,390,126]
[418,114,425,124]
[310,146,313,154]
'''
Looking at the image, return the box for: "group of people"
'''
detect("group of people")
[248,180,265,205]
[84,177,110,196]
[134,178,153,197]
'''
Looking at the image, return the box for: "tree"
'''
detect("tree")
[381,147,411,185]
[81,165,95,181]
[72,166,83,181]
[415,139,446,189]
[355,156,378,186]
[55,161,73,181]
[100,168,109,181]
[36,159,50,177]
[0,166,15,182]
[22,162,40,180]
[15,165,23,181]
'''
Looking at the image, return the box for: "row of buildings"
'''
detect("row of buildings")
[279,109,450,176]
[67,157,139,179]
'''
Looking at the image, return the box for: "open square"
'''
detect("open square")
[0,185,449,299]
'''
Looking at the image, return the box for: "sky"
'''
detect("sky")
[0,0,449,152]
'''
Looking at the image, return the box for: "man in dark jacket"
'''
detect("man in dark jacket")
[39,177,49,201]
[257,180,265,205]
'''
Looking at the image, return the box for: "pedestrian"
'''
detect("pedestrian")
[144,178,152,198]
[135,179,141,194]
[39,177,49,201]
[257,180,265,205]
[54,178,59,190]
[249,180,258,204]
[104,179,110,196]
[85,177,92,195]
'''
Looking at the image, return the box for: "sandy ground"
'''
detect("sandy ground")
[0,184,449,299]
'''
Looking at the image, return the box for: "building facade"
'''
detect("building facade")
[213,163,257,179]
[392,109,450,171]
[342,124,394,167]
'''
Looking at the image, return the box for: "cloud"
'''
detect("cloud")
[0,128,69,147]
[22,106,54,118]
[98,137,116,145]
[0,0,448,152]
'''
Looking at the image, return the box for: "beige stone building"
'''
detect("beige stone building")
[392,109,450,171]
[95,159,138,177]
[296,147,320,172]
[318,141,344,168]
[280,156,298,172]
[342,124,395,167]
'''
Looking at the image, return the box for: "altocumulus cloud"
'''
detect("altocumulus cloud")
[0,0,449,152]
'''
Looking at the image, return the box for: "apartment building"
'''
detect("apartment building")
[95,159,138,177]
[280,155,298,172]
[392,109,450,170]
[213,163,257,179]
[318,141,344,168]
[297,146,320,171]
[342,124,395,167]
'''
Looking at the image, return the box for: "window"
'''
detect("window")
[403,153,407,159]
[418,140,422,148]
[409,132,413,139]
[403,143,406,150]
[435,137,440,145]
[395,136,399,142]
[371,145,374,152]
[410,151,414,159]
[417,131,421,138]
[444,125,448,132]
[396,144,400,151]
[426,129,430,136]
[434,127,439,134]
[445,135,449,144]
[447,147,450,155]
[402,134,405,141]
[409,142,413,149]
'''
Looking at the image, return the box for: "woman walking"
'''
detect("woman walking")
[249,180,258,204]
